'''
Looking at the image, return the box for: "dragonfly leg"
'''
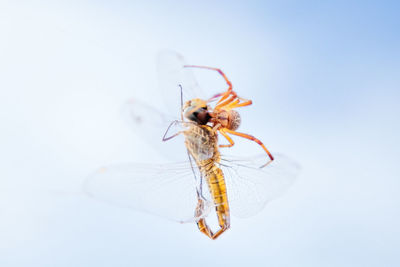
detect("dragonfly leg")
[162,120,183,141]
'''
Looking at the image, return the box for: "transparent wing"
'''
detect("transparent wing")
[84,153,299,222]
[122,99,300,218]
[221,153,300,218]
[84,161,214,223]
[122,98,189,162]
[157,51,207,117]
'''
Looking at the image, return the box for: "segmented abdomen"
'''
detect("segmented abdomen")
[184,124,230,225]
[200,163,230,225]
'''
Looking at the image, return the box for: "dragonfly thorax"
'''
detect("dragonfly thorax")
[184,125,220,162]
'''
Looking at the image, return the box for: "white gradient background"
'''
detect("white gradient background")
[0,1,399,266]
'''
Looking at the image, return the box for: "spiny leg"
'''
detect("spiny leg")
[215,90,234,106]
[219,129,235,148]
[224,129,274,165]
[227,98,253,109]
[184,65,233,105]
[215,91,252,110]
[214,89,240,109]
[184,65,232,91]
[207,92,225,102]
[208,93,222,102]
[183,64,249,111]
[224,99,240,110]
[211,89,247,110]
[215,93,238,110]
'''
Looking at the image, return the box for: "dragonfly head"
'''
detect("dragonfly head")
[183,98,211,125]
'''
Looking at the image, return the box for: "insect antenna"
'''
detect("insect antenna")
[179,84,184,121]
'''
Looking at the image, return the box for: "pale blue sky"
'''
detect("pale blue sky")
[0,1,399,267]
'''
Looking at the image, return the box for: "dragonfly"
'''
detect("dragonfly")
[85,51,299,239]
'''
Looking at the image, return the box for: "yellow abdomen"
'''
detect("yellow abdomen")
[184,124,230,237]
[200,163,230,227]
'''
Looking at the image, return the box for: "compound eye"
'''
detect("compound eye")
[196,110,211,125]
